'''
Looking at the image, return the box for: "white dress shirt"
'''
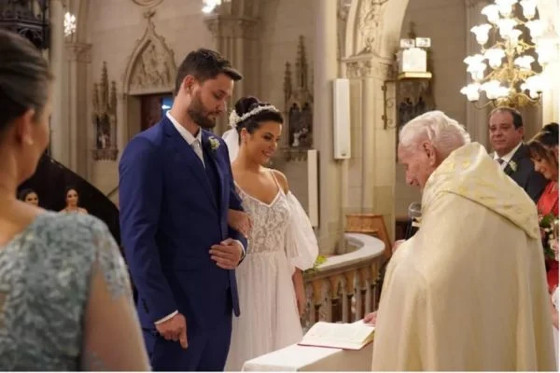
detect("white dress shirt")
[155,112,244,325]
[167,111,204,167]
[493,141,522,170]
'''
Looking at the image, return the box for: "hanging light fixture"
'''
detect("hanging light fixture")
[460,0,558,108]
[202,0,223,14]
[64,11,76,38]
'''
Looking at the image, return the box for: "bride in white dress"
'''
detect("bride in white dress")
[223,96,318,371]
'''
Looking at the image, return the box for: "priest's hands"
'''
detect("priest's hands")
[392,240,405,254]
[364,311,377,326]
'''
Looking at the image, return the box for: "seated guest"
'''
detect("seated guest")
[527,122,559,293]
[488,107,547,202]
[60,186,88,214]
[371,111,555,370]
[18,188,39,206]
[0,29,149,370]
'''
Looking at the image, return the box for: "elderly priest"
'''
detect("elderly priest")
[372,111,555,371]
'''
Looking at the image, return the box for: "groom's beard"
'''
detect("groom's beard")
[187,93,217,130]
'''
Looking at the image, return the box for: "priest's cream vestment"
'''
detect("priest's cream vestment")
[372,143,555,371]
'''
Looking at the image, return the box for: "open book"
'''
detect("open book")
[298,320,375,350]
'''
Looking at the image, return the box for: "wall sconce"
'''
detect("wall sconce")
[383,37,433,129]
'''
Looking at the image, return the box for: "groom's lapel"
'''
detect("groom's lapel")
[163,118,218,210]
[202,131,225,213]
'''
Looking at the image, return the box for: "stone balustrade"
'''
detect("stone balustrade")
[301,233,386,329]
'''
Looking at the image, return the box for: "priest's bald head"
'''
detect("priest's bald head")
[398,111,471,189]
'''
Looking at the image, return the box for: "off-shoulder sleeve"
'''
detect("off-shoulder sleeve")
[285,191,319,271]
[80,220,150,370]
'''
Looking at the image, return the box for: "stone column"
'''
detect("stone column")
[313,0,344,253]
[65,42,91,177]
[205,16,259,133]
[538,0,560,124]
[344,55,396,240]
[49,0,69,164]
[464,0,491,147]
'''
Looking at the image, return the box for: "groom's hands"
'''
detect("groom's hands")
[156,313,188,349]
[210,238,243,269]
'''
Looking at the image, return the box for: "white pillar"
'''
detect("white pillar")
[464,0,491,147]
[205,16,258,134]
[65,42,91,176]
[538,0,560,124]
[313,0,343,253]
[49,0,69,165]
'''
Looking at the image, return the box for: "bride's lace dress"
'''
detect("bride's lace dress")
[225,174,318,371]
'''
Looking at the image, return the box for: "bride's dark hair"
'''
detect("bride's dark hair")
[233,96,283,135]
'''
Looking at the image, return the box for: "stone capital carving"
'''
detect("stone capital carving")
[205,16,259,40]
[131,0,163,7]
[343,54,393,79]
[123,11,177,95]
[92,62,118,161]
[65,42,92,63]
[464,0,491,8]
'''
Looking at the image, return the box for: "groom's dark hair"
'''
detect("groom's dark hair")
[174,48,242,95]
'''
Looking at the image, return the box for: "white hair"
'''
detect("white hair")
[399,110,471,157]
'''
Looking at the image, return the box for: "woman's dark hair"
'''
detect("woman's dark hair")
[233,96,283,137]
[18,188,37,201]
[64,186,80,203]
[0,29,52,134]
[528,122,559,168]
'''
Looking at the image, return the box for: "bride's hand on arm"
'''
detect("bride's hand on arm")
[227,209,252,238]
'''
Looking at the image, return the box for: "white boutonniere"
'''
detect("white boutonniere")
[508,160,517,172]
[208,136,220,152]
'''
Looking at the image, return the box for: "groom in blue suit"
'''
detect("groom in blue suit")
[119,49,248,371]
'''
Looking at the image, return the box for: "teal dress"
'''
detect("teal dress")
[0,212,132,370]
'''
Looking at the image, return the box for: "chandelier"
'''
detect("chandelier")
[202,0,224,14]
[460,0,556,108]
[63,12,76,38]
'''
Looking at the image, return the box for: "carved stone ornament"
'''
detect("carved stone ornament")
[205,17,258,40]
[123,10,177,95]
[65,42,92,63]
[464,0,491,8]
[283,36,313,156]
[92,62,119,161]
[131,0,164,7]
[337,0,353,59]
[357,0,390,54]
[344,54,393,79]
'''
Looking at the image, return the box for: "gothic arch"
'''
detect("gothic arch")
[123,13,177,95]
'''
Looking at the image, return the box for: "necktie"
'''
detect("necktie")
[497,158,505,165]
[192,139,205,167]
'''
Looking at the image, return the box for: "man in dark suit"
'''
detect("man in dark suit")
[488,107,547,202]
[119,49,248,370]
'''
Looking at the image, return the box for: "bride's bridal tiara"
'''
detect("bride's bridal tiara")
[228,105,279,129]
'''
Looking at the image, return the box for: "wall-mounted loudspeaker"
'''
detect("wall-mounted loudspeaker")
[333,78,351,160]
[307,149,319,228]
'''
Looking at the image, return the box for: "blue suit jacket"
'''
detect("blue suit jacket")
[504,143,547,203]
[119,116,245,332]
